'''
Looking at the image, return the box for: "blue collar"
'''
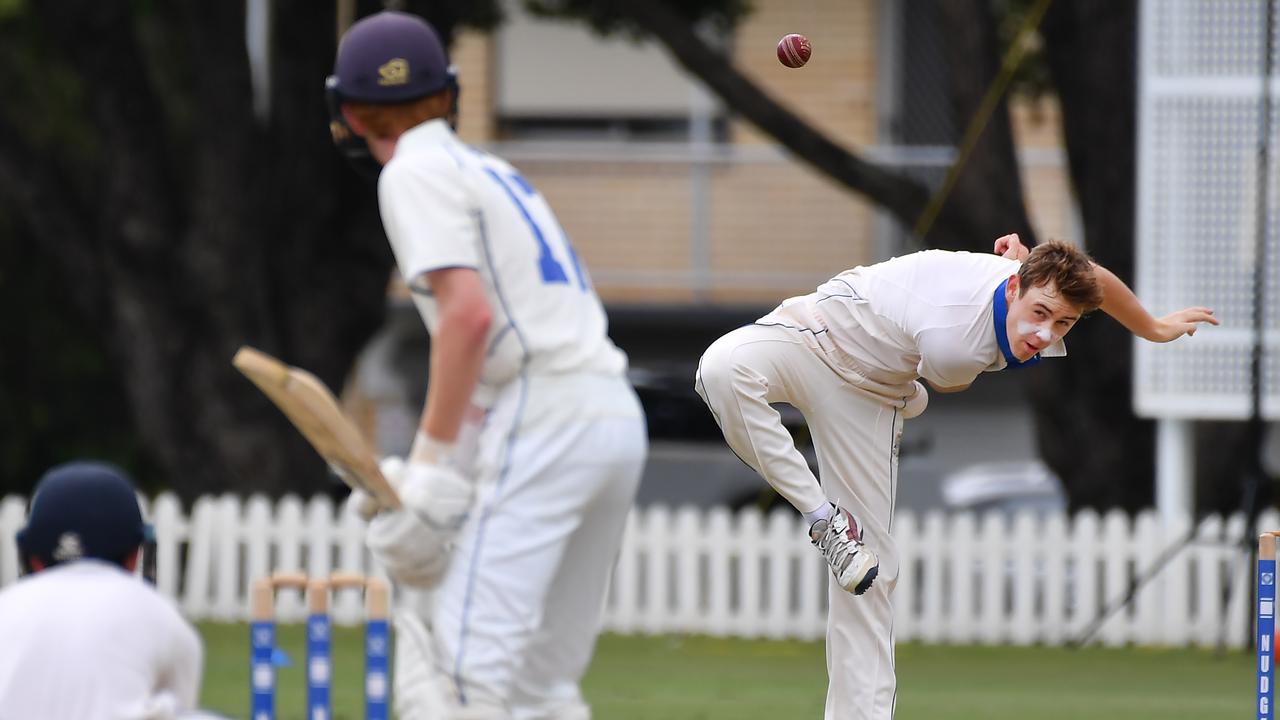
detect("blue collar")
[993,278,1041,370]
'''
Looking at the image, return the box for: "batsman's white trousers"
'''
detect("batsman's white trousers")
[696,323,903,720]
[433,374,647,719]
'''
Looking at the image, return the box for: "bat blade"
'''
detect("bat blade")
[233,346,400,509]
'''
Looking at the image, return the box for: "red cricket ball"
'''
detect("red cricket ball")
[777,33,812,68]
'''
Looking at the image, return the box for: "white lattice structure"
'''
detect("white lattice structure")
[1136,0,1280,524]
[0,493,1269,648]
[1136,0,1280,420]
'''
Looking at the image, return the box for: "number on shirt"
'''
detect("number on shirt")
[484,167,587,290]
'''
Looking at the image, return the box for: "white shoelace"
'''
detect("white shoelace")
[815,516,857,573]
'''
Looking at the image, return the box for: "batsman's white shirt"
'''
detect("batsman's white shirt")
[0,560,203,720]
[379,119,632,418]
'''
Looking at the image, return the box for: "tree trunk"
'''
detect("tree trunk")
[932,0,1038,249]
[1034,0,1154,511]
[0,0,507,500]
[0,1,395,500]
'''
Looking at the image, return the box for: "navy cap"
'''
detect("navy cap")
[332,11,452,104]
[15,461,146,568]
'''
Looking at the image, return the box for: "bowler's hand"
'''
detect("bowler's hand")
[993,233,1030,261]
[1148,307,1219,342]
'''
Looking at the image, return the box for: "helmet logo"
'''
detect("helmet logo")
[378,59,409,86]
[52,532,84,562]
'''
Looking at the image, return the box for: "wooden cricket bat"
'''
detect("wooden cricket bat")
[232,346,401,509]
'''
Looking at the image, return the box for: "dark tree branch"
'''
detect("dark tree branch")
[610,0,992,249]
[609,0,1043,252]
[935,0,1038,249]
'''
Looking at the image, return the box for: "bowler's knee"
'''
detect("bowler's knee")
[697,331,759,399]
[695,343,734,409]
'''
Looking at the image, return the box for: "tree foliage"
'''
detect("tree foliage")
[0,0,1216,511]
[0,1,399,499]
[0,0,746,499]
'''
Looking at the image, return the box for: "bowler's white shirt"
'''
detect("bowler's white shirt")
[0,561,203,720]
[761,250,1065,396]
[378,119,628,393]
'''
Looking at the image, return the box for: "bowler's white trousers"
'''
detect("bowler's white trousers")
[432,373,647,719]
[696,323,903,720]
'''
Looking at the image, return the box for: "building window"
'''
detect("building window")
[495,1,726,142]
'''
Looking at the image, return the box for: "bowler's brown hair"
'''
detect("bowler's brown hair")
[1017,240,1104,312]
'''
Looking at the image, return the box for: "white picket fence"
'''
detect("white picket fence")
[0,493,1272,648]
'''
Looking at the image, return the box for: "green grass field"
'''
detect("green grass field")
[199,622,1252,719]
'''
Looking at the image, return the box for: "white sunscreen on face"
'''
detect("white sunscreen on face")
[1017,321,1053,343]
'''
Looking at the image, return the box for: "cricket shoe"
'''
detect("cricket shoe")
[809,504,878,595]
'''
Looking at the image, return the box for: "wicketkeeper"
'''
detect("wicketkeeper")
[0,461,206,719]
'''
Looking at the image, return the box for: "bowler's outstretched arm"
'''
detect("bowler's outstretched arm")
[1091,263,1218,342]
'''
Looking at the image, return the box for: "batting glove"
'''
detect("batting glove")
[364,461,474,589]
[399,461,474,531]
[366,509,452,589]
[343,488,380,523]
[341,456,407,523]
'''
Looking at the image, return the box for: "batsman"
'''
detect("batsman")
[695,235,1217,718]
[326,11,646,720]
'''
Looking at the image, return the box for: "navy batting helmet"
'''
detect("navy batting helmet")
[329,10,456,105]
[15,461,147,572]
[324,11,459,177]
